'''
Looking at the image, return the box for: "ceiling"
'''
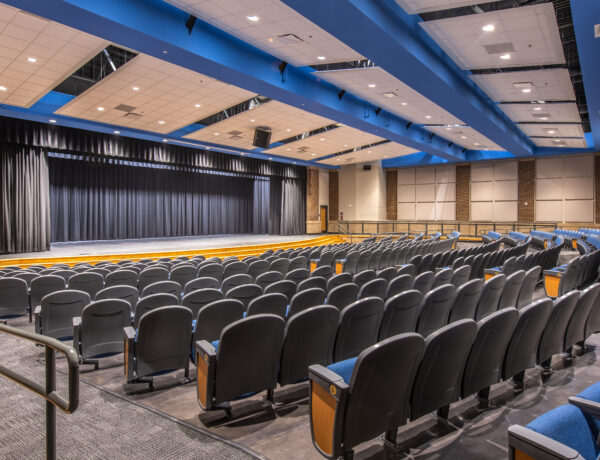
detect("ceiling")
[0,0,594,168]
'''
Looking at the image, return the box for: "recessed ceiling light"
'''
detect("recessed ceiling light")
[27,57,37,63]
[195,104,201,108]
[268,157,273,160]
[49,119,56,123]
[381,92,397,98]
[344,144,348,147]
[401,102,408,106]
[317,56,326,60]
[368,83,376,88]
[0,86,6,91]
[460,135,467,139]
[482,24,495,32]
[268,37,274,43]
[286,148,291,151]
[312,153,316,156]
[540,117,548,120]
[336,158,340,161]
[320,138,325,141]
[250,119,255,122]
[521,88,532,93]
[425,115,432,119]
[158,120,165,124]
[484,148,489,151]
[534,107,542,111]
[547,130,556,134]
[286,128,291,132]
[162,139,168,142]
[500,53,511,60]
[384,155,388,158]
[247,15,259,22]
[474,142,480,146]
[114,130,120,134]
[214,132,219,136]
[97,106,104,111]
[132,86,139,91]
[368,150,372,153]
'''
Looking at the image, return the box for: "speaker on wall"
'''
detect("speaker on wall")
[253,127,272,148]
[363,165,372,171]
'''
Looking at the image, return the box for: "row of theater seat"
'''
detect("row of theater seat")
[308,283,600,458]
[544,249,600,297]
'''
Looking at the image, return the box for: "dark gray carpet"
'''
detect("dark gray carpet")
[0,326,259,460]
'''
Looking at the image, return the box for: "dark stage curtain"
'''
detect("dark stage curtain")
[49,157,306,242]
[0,145,51,253]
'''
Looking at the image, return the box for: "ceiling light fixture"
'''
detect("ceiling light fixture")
[114,130,120,134]
[401,102,408,106]
[521,88,532,93]
[384,155,389,158]
[195,104,201,108]
[132,86,139,91]
[312,153,316,156]
[162,139,168,142]
[49,119,56,123]
[547,130,556,134]
[534,107,542,111]
[540,117,548,120]
[317,56,326,60]
[482,24,495,32]
[268,157,273,160]
[247,15,259,22]
[500,53,511,60]
[27,57,37,63]
[97,106,104,111]
[425,115,432,119]
[460,135,467,139]
[286,128,291,132]
[320,138,325,141]
[368,83,376,88]
[250,119,255,122]
[158,120,165,124]
[286,148,291,151]
[381,92,397,98]
[214,132,219,136]
[474,142,480,146]
[0,86,6,91]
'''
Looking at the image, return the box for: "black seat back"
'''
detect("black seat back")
[297,276,327,292]
[197,263,224,283]
[564,283,600,351]
[517,266,541,308]
[326,283,359,311]
[449,279,483,323]
[30,275,66,308]
[247,293,287,319]
[326,273,353,292]
[142,280,182,298]
[288,287,326,318]
[225,283,262,308]
[133,293,179,328]
[264,279,297,302]
[312,265,333,279]
[170,265,198,289]
[68,272,104,300]
[138,267,169,293]
[333,297,384,362]
[412,271,435,295]
[280,306,339,385]
[193,299,245,345]
[79,299,131,359]
[417,284,456,337]
[498,270,526,309]
[358,278,387,300]
[537,291,580,367]
[353,270,376,288]
[285,268,310,284]
[184,277,220,294]
[95,285,139,311]
[410,319,477,420]
[475,274,506,320]
[378,290,423,340]
[214,315,285,404]
[248,260,269,280]
[432,268,453,289]
[0,277,28,317]
[182,288,223,317]
[255,271,283,290]
[450,265,471,288]
[39,290,90,339]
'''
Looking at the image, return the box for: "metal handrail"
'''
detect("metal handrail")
[0,323,80,460]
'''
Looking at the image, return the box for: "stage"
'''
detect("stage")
[0,234,342,267]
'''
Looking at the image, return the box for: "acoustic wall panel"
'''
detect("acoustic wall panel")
[493,202,518,221]
[536,200,563,222]
[397,167,415,185]
[471,163,494,182]
[436,183,456,202]
[471,202,493,221]
[435,165,456,183]
[493,180,518,201]
[471,182,493,201]
[397,202,416,220]
[416,202,436,220]
[416,184,436,202]
[494,161,518,181]
[416,167,435,184]
[436,202,456,221]
[563,177,593,200]
[397,165,456,220]
[537,178,563,200]
[398,185,416,202]
[536,158,564,179]
[469,160,518,221]
[565,200,594,222]
[563,156,593,178]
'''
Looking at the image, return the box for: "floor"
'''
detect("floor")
[0,234,318,260]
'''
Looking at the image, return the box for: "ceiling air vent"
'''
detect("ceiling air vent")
[532,112,551,119]
[227,130,243,139]
[276,34,304,45]
[483,43,515,55]
[114,104,136,112]
[297,147,310,153]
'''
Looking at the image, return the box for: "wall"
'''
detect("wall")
[397,165,456,221]
[338,162,386,221]
[471,160,518,221]
[535,155,594,223]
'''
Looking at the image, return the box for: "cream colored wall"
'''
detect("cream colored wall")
[338,161,386,220]
[397,165,456,221]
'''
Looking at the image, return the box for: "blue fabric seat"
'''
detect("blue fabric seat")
[326,357,357,385]
[525,404,600,460]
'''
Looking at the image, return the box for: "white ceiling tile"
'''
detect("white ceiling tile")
[420,4,564,70]
[394,0,499,14]
[518,123,584,138]
[499,102,581,123]
[532,138,588,148]
[318,141,417,165]
[424,125,503,150]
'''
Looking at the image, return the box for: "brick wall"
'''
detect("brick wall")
[329,170,339,225]
[455,164,470,221]
[306,167,320,233]
[518,159,535,222]
[386,169,397,220]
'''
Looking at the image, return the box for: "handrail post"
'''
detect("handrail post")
[45,346,56,460]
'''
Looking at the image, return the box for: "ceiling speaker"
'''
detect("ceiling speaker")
[252,127,271,148]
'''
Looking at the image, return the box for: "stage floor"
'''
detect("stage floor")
[0,234,319,260]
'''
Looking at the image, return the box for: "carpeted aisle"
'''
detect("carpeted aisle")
[0,325,260,460]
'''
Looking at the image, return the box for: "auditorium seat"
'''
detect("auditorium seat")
[326,283,359,311]
[95,285,139,311]
[182,288,223,317]
[279,306,339,386]
[564,284,600,356]
[138,267,169,294]
[450,265,471,288]
[537,291,580,371]
[30,275,66,310]
[68,272,104,300]
[358,278,387,300]
[378,290,422,340]
[184,277,220,294]
[377,267,397,283]
[410,319,477,422]
[264,280,297,302]
[513,267,539,310]
[195,314,285,413]
[498,270,526,310]
[141,280,182,298]
[247,293,287,318]
[308,333,424,459]
[225,284,262,309]
[288,256,308,272]
[197,263,224,283]
[221,274,253,294]
[248,260,269,280]
[285,268,310,284]
[124,306,192,390]
[333,297,384,362]
[385,274,413,299]
[461,308,519,405]
[336,251,359,274]
[352,270,376,288]
[411,271,435,295]
[52,269,77,283]
[170,265,198,289]
[73,299,131,369]
[297,276,327,293]
[508,404,600,460]
[397,263,416,278]
[585,288,600,342]
[417,284,456,337]
[288,287,326,318]
[432,268,453,289]
[222,261,248,280]
[192,300,245,357]
[0,277,28,320]
[133,293,179,328]
[105,269,138,288]
[311,265,334,279]
[12,271,39,289]
[326,273,353,292]
[355,252,371,274]
[502,298,553,388]
[475,274,506,320]
[270,258,291,276]
[35,290,91,340]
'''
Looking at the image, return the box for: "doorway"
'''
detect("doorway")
[320,205,328,233]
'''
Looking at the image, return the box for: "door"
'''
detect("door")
[320,206,328,233]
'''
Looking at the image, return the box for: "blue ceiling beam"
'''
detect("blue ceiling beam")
[7,0,465,162]
[571,0,600,150]
[281,0,533,157]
